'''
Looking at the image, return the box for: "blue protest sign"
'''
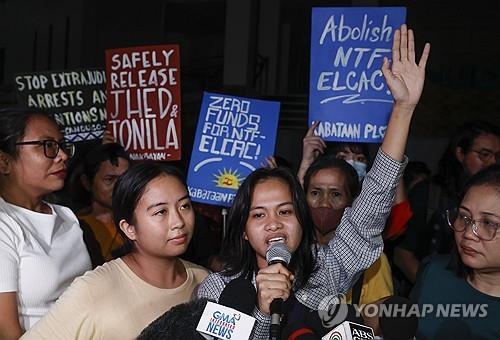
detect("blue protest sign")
[187,92,280,207]
[309,7,406,142]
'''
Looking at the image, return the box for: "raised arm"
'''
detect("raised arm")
[321,24,430,294]
[380,24,430,161]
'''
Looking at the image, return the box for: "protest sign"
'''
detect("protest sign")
[187,92,280,207]
[309,7,406,142]
[15,69,107,142]
[105,45,181,161]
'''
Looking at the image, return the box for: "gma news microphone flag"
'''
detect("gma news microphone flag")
[197,301,256,340]
[309,7,406,143]
[187,92,280,207]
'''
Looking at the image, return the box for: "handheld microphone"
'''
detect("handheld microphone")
[266,241,292,340]
[379,296,418,340]
[196,277,257,339]
[321,321,375,340]
[219,277,256,315]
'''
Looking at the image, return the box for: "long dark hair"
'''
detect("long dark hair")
[447,164,500,278]
[112,162,186,256]
[221,167,317,289]
[303,154,360,204]
[0,107,57,158]
[435,120,500,200]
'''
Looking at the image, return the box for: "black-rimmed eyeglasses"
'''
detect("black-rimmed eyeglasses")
[15,140,75,159]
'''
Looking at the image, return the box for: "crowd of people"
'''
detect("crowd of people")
[0,24,499,340]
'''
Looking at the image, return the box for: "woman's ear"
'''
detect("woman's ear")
[0,151,11,175]
[455,146,465,164]
[243,231,249,241]
[119,219,137,241]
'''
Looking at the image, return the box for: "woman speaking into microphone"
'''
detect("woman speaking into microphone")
[198,24,430,339]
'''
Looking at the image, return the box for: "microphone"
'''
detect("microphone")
[321,321,375,340]
[219,277,256,315]
[379,296,418,340]
[266,241,292,340]
[196,277,257,339]
[137,298,209,340]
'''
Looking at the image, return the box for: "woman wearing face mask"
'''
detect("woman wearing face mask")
[22,163,209,339]
[0,109,91,339]
[303,155,393,335]
[410,165,500,339]
[198,25,430,338]
[298,117,412,243]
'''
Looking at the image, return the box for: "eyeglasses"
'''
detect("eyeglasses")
[446,210,500,241]
[15,140,75,159]
[469,149,500,163]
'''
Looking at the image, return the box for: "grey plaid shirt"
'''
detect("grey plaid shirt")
[197,149,407,339]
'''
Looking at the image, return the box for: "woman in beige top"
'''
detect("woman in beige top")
[23,162,209,340]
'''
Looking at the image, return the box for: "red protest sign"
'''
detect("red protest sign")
[105,45,181,161]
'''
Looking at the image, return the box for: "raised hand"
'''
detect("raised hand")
[381,24,430,109]
[297,120,326,186]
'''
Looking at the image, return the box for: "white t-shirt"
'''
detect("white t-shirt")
[0,197,91,330]
[22,258,209,340]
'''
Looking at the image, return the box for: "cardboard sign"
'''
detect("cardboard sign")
[187,92,280,207]
[309,7,406,142]
[105,45,181,161]
[15,69,107,142]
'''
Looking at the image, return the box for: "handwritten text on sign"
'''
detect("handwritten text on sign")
[15,69,107,142]
[105,46,181,161]
[309,7,406,142]
[187,92,280,207]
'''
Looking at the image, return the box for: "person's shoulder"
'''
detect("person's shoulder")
[181,259,210,282]
[48,203,79,223]
[74,259,124,290]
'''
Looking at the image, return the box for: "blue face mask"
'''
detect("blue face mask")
[346,160,367,182]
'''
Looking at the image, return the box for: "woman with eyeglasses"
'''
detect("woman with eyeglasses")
[0,109,91,339]
[394,121,500,288]
[410,165,500,339]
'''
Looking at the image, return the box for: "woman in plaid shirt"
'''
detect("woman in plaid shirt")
[198,24,430,339]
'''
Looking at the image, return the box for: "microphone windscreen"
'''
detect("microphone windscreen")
[379,296,419,340]
[266,241,291,266]
[137,298,208,340]
[219,277,257,315]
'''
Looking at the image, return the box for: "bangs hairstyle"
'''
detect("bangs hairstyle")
[0,107,57,158]
[447,164,500,278]
[221,167,317,288]
[328,142,371,164]
[112,162,187,256]
[303,154,360,204]
[83,143,130,182]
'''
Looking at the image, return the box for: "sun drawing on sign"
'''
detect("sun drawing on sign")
[213,168,244,189]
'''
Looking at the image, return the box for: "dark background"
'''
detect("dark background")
[1,0,499,171]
